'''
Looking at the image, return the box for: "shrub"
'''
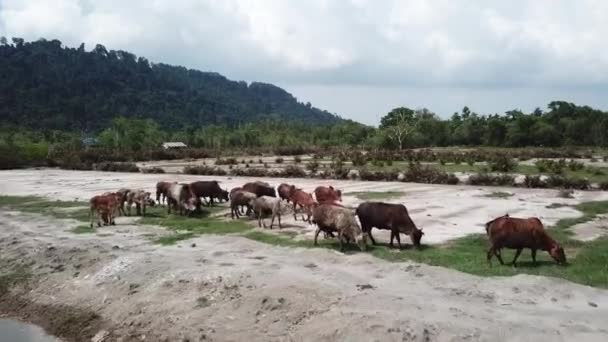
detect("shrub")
[439,159,446,166]
[351,152,367,166]
[402,162,458,184]
[546,175,590,190]
[264,162,269,168]
[231,168,269,177]
[567,159,585,171]
[183,165,227,176]
[280,165,307,178]
[275,157,284,164]
[371,159,385,167]
[306,160,320,173]
[258,158,263,164]
[523,175,547,188]
[558,189,574,199]
[94,162,139,173]
[604,155,608,162]
[488,154,517,172]
[215,157,238,165]
[535,159,565,175]
[466,157,475,166]
[599,181,608,191]
[274,146,307,156]
[386,159,393,166]
[467,173,515,186]
[245,163,250,168]
[588,167,606,176]
[141,167,165,174]
[294,155,302,164]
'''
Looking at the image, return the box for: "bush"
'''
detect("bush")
[588,167,605,176]
[141,167,165,174]
[351,152,367,166]
[371,159,385,167]
[231,168,269,177]
[386,159,393,166]
[183,165,227,176]
[535,159,565,175]
[275,157,284,164]
[567,159,585,171]
[306,160,320,173]
[558,189,574,199]
[523,175,547,188]
[359,168,399,181]
[94,162,139,172]
[546,175,590,190]
[402,162,459,184]
[216,157,238,165]
[274,146,307,156]
[280,165,307,178]
[439,159,446,166]
[599,181,608,191]
[488,154,517,172]
[467,173,515,186]
[294,155,302,164]
[258,158,263,164]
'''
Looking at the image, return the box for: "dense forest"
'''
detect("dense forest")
[0,38,340,130]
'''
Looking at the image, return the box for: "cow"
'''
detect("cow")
[355,202,423,249]
[289,189,317,223]
[230,191,257,219]
[243,182,276,198]
[190,180,228,207]
[126,189,154,216]
[166,183,198,215]
[252,196,283,229]
[312,204,366,251]
[156,181,176,206]
[277,183,297,203]
[485,215,566,266]
[89,193,120,228]
[115,188,131,216]
[313,186,342,204]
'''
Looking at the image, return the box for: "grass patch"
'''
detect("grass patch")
[483,191,514,199]
[346,191,405,201]
[0,195,89,222]
[155,233,195,245]
[546,203,570,209]
[71,225,95,234]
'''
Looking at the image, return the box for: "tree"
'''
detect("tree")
[0,36,7,45]
[380,107,417,150]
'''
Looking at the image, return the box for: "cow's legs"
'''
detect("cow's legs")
[531,249,537,264]
[338,230,345,251]
[511,248,523,267]
[394,230,402,249]
[313,227,321,246]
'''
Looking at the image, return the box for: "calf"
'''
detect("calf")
[126,189,153,216]
[312,204,366,251]
[485,215,566,266]
[277,183,296,203]
[115,188,131,216]
[156,181,177,206]
[313,186,342,204]
[252,196,283,229]
[166,183,198,215]
[356,202,423,249]
[243,182,276,198]
[89,193,120,228]
[289,189,317,223]
[230,191,257,219]
[190,180,228,207]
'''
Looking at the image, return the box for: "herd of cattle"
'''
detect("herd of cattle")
[88,179,567,266]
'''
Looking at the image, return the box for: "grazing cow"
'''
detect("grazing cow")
[252,196,283,229]
[289,189,317,223]
[156,181,176,206]
[230,191,257,219]
[166,183,198,215]
[277,183,297,203]
[126,189,154,216]
[190,180,228,207]
[313,186,342,204]
[356,202,423,249]
[243,182,276,198]
[115,188,131,216]
[312,204,366,251]
[89,193,120,228]
[485,215,566,266]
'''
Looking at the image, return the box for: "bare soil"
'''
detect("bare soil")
[1,169,608,341]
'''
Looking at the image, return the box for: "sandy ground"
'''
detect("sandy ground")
[1,169,608,341]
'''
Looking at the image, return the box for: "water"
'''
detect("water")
[0,319,61,342]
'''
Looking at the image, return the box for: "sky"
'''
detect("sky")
[1,0,608,125]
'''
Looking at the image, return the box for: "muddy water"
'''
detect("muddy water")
[0,319,61,342]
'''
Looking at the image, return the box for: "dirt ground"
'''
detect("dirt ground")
[1,169,608,341]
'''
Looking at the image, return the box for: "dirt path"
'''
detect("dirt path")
[1,169,608,341]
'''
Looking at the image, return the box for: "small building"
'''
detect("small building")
[162,142,188,150]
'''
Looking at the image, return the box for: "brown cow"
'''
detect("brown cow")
[230,191,257,219]
[156,181,176,206]
[190,180,228,207]
[313,186,342,204]
[485,215,566,266]
[289,189,317,223]
[89,193,120,228]
[355,202,423,249]
[243,182,276,198]
[126,189,154,216]
[312,204,366,251]
[277,183,297,203]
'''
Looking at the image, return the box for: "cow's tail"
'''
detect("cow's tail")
[312,191,318,203]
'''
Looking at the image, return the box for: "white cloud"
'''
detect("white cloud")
[1,0,608,122]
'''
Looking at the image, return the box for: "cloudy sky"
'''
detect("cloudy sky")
[2,0,608,125]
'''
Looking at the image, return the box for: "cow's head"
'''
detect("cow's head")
[411,228,424,249]
[549,244,567,265]
[355,232,367,251]
[335,189,342,201]
[220,189,229,202]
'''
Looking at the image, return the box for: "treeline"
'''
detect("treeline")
[0,37,340,131]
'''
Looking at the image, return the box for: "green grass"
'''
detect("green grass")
[346,191,405,201]
[0,195,89,222]
[483,191,514,198]
[71,225,95,234]
[3,195,608,287]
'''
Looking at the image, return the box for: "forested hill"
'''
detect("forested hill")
[0,38,341,131]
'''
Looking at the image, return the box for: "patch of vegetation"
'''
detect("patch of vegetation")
[71,225,95,234]
[488,155,517,172]
[141,167,165,174]
[0,196,89,222]
[155,233,195,245]
[183,165,227,176]
[483,192,514,198]
[93,162,139,173]
[347,191,406,201]
[467,173,515,186]
[0,261,31,296]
